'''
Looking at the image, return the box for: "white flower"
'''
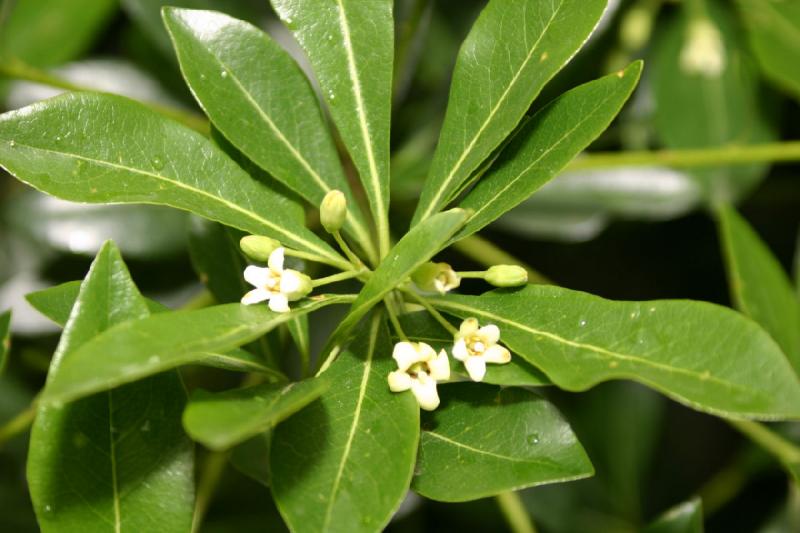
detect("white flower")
[680,19,725,77]
[241,247,312,313]
[388,341,450,411]
[411,262,461,294]
[452,318,511,382]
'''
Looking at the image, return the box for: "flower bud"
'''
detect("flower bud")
[282,270,313,301]
[240,235,281,262]
[412,262,461,294]
[320,190,347,233]
[680,18,725,77]
[485,265,528,287]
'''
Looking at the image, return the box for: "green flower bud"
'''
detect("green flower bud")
[282,270,314,301]
[240,235,281,262]
[485,265,528,287]
[412,262,460,294]
[320,190,347,233]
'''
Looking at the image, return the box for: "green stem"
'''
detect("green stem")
[191,451,229,533]
[456,271,488,279]
[385,297,409,341]
[0,58,210,134]
[333,231,366,270]
[728,419,800,467]
[495,491,536,533]
[284,248,353,272]
[401,288,459,336]
[312,269,366,287]
[452,235,551,285]
[0,403,36,448]
[568,142,800,171]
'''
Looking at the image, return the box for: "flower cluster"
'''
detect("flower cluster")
[387,318,512,411]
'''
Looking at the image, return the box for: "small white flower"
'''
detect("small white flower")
[452,318,511,382]
[241,247,312,313]
[411,262,461,294]
[680,19,726,77]
[388,341,450,411]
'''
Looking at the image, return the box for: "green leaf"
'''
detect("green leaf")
[651,1,776,203]
[717,206,800,374]
[323,209,468,355]
[644,498,704,533]
[270,0,393,253]
[271,316,419,533]
[25,279,279,376]
[454,62,642,241]
[27,241,194,532]
[229,433,272,487]
[398,310,550,387]
[737,0,800,100]
[183,377,329,450]
[163,8,377,262]
[188,219,249,305]
[0,0,116,67]
[0,92,348,270]
[40,295,352,405]
[412,0,608,225]
[412,383,592,501]
[0,310,10,375]
[430,286,800,419]
[27,281,167,328]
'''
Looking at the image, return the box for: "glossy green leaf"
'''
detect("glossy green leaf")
[717,206,800,374]
[183,377,329,450]
[163,8,377,262]
[271,316,419,533]
[398,311,550,387]
[651,1,776,202]
[644,498,704,533]
[412,0,608,225]
[455,62,642,241]
[737,0,800,99]
[26,281,166,328]
[270,0,393,252]
[40,295,353,405]
[0,0,116,67]
[0,311,10,375]
[323,209,467,354]
[430,286,800,419]
[412,383,592,501]
[0,92,348,270]
[28,242,194,532]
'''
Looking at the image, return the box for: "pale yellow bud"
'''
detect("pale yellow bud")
[320,190,347,233]
[485,265,528,287]
[240,235,281,262]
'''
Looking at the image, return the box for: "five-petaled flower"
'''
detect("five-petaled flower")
[388,341,450,411]
[452,318,511,382]
[241,247,312,313]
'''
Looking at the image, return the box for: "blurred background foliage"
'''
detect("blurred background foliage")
[1,0,799,531]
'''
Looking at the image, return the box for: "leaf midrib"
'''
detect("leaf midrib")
[418,1,565,222]
[423,430,558,466]
[464,81,624,225]
[320,314,379,530]
[334,0,387,249]
[431,299,756,395]
[5,141,343,266]
[178,24,374,252]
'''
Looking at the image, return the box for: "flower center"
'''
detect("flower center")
[468,336,486,355]
[408,361,428,378]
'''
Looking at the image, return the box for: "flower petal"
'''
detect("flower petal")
[393,342,422,371]
[428,350,450,381]
[268,247,285,272]
[452,339,469,361]
[411,373,440,411]
[417,342,437,362]
[280,270,302,295]
[464,356,487,382]
[268,293,290,313]
[243,265,271,288]
[241,288,271,305]
[484,344,511,364]
[387,370,412,392]
[459,317,479,337]
[478,324,500,344]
